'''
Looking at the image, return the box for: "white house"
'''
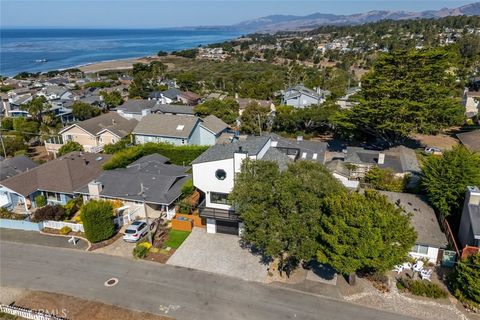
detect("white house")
[282,84,330,109]
[381,191,448,264]
[191,137,291,235]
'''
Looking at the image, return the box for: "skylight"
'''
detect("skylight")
[176,125,185,131]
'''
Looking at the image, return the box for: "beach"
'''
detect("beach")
[77,55,160,73]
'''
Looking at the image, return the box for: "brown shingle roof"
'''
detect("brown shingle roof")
[61,112,138,138]
[1,152,110,196]
[133,114,200,139]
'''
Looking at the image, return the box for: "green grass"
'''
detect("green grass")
[163,230,191,249]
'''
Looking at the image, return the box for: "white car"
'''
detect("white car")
[424,147,442,155]
[123,220,149,242]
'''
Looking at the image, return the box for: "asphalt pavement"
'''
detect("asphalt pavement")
[0,240,415,320]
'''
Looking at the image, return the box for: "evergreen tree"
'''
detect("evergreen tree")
[421,146,480,218]
[334,48,464,144]
[316,190,417,275]
[451,253,480,307]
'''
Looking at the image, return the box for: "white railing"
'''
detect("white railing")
[0,304,68,320]
[42,220,84,232]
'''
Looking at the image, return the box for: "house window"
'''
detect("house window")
[111,138,116,143]
[412,244,429,255]
[215,169,227,180]
[65,135,73,141]
[210,192,230,205]
[46,192,61,202]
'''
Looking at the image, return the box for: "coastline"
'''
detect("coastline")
[68,55,160,74]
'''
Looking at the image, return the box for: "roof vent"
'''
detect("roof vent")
[95,156,103,161]
[176,125,185,131]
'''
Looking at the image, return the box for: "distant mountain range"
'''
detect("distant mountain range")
[223,2,480,33]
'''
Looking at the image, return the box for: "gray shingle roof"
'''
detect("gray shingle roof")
[192,137,270,164]
[345,146,419,174]
[76,154,190,205]
[152,104,195,115]
[162,88,182,100]
[116,99,157,114]
[200,115,229,135]
[380,191,448,248]
[133,114,200,139]
[267,133,328,164]
[61,112,138,138]
[0,156,38,181]
[457,130,480,152]
[262,147,292,171]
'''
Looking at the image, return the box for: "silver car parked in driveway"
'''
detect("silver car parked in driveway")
[123,220,148,242]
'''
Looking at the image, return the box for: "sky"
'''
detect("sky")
[1,0,476,28]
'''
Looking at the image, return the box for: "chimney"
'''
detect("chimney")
[378,153,385,165]
[88,181,103,199]
[467,186,480,206]
[234,145,247,173]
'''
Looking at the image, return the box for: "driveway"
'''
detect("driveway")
[93,236,136,259]
[167,228,268,282]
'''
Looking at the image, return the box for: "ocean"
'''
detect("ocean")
[0,28,242,76]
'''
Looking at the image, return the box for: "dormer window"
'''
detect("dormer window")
[215,169,227,180]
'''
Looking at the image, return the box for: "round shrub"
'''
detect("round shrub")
[35,195,47,207]
[133,242,151,259]
[32,204,65,222]
[59,226,72,235]
[80,200,115,243]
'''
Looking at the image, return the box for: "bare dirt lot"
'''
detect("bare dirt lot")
[13,291,171,320]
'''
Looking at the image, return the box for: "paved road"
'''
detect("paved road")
[0,241,415,320]
[0,228,88,250]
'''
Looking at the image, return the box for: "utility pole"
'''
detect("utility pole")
[0,127,7,158]
[139,183,153,244]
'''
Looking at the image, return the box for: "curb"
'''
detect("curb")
[39,230,91,251]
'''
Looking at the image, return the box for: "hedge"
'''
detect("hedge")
[102,142,208,170]
[396,278,448,299]
[80,200,115,243]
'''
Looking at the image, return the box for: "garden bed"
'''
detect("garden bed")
[42,227,84,238]
[88,232,123,251]
[145,248,176,263]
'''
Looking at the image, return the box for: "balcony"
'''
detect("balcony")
[197,200,239,221]
[44,136,64,154]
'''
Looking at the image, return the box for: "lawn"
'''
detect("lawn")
[162,230,190,249]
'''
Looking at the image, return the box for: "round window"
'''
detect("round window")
[215,169,227,180]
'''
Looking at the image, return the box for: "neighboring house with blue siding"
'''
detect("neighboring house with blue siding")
[133,114,229,146]
[0,152,110,214]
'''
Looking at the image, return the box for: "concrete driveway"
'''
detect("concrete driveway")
[94,236,136,259]
[167,228,268,282]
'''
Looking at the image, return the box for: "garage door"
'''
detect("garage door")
[216,220,239,235]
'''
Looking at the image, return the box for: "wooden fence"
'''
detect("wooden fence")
[0,304,68,320]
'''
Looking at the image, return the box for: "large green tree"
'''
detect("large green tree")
[21,96,49,122]
[58,141,84,156]
[451,253,480,308]
[100,91,123,108]
[334,48,464,144]
[230,160,345,269]
[71,101,101,121]
[316,190,417,275]
[421,146,480,218]
[240,102,270,134]
[194,98,239,125]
